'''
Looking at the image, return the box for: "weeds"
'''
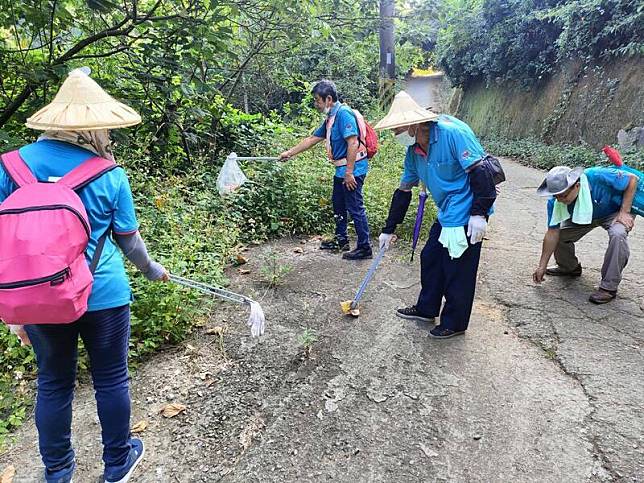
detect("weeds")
[298,328,318,357]
[259,249,292,287]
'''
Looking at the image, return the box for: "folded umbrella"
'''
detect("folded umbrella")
[411,184,428,261]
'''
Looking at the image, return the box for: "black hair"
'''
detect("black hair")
[311,79,338,102]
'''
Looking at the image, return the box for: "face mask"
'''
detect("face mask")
[395,131,416,146]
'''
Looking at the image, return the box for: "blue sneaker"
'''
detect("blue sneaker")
[104,438,145,483]
[45,460,75,483]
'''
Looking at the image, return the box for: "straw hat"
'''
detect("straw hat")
[374,91,439,130]
[26,68,141,131]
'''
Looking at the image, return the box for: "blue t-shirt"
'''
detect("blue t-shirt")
[0,140,138,311]
[313,101,369,178]
[400,115,488,227]
[546,167,631,227]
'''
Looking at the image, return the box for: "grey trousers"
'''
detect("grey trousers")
[554,214,630,291]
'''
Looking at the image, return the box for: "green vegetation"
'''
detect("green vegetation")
[434,0,643,87]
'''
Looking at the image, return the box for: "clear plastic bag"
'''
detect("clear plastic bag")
[217,153,248,195]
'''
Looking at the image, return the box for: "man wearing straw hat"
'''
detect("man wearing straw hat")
[279,79,373,260]
[375,91,496,339]
[533,165,638,304]
[0,68,168,482]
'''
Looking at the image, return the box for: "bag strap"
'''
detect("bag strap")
[347,107,368,151]
[89,227,111,274]
[0,150,38,188]
[59,156,117,191]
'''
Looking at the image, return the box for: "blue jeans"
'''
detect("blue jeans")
[332,175,371,248]
[416,222,482,331]
[24,305,133,480]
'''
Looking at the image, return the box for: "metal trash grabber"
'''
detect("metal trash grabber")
[340,247,387,317]
[216,152,280,196]
[169,274,265,337]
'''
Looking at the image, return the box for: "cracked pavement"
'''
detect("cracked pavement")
[480,158,643,481]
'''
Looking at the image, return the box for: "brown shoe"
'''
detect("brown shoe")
[546,264,582,277]
[589,288,617,304]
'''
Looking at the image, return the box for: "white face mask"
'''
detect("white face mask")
[395,131,416,146]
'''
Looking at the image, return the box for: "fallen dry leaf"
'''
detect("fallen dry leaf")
[293,247,304,254]
[235,254,248,265]
[1,465,16,483]
[239,413,266,451]
[160,403,187,418]
[131,420,148,434]
[238,268,251,275]
[206,326,224,336]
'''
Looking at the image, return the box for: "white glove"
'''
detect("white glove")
[8,324,31,346]
[379,233,394,250]
[467,215,487,244]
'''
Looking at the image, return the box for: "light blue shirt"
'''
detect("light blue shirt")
[313,101,369,178]
[546,167,631,227]
[400,115,488,227]
[0,140,138,311]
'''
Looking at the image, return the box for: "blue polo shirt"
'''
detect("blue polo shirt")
[546,167,631,227]
[0,140,138,311]
[400,115,488,227]
[313,101,369,179]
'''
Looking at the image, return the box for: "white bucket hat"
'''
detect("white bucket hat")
[374,91,439,131]
[537,166,584,196]
[26,68,141,131]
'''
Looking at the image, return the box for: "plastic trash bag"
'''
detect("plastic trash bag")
[217,152,248,195]
[248,300,266,337]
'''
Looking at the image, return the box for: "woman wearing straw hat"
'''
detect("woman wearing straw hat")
[375,91,496,339]
[0,68,168,483]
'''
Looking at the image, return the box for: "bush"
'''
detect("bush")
[483,134,643,172]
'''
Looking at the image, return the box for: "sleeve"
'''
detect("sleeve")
[312,120,326,138]
[546,198,558,228]
[0,166,14,203]
[469,163,496,216]
[400,148,420,190]
[600,167,630,192]
[447,127,486,171]
[336,108,359,139]
[112,170,139,235]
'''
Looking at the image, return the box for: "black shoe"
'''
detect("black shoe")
[546,264,582,277]
[320,238,350,251]
[589,288,617,304]
[342,246,373,260]
[429,326,466,339]
[396,306,434,323]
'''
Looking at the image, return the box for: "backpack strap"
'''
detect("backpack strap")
[89,227,111,274]
[0,150,38,188]
[59,156,117,191]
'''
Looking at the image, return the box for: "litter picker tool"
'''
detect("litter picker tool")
[216,152,280,196]
[169,274,265,337]
[340,247,387,318]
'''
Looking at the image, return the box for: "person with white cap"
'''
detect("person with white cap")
[0,68,167,482]
[375,91,497,339]
[533,165,638,304]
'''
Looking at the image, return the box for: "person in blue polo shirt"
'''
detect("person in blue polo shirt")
[279,80,372,260]
[374,91,497,339]
[533,165,638,304]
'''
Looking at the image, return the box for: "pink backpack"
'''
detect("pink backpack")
[0,150,116,325]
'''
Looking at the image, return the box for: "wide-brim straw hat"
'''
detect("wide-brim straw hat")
[374,91,439,130]
[26,69,141,131]
[537,166,584,196]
